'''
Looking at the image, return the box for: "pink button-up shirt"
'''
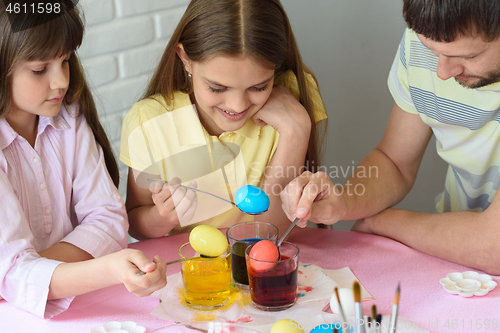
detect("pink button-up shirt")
[0,104,128,318]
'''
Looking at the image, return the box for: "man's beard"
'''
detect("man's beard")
[455,68,500,89]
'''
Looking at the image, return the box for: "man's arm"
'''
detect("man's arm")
[341,102,433,220]
[353,199,500,275]
[351,102,500,274]
[281,102,433,225]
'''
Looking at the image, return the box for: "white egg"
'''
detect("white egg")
[330,287,355,316]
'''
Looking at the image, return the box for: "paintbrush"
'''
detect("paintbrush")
[375,314,382,333]
[371,305,378,333]
[389,283,400,333]
[353,281,365,333]
[366,316,372,333]
[371,304,377,323]
[334,287,348,333]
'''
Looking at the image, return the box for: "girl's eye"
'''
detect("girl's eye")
[252,85,269,92]
[209,86,225,93]
[32,68,47,75]
[208,84,269,93]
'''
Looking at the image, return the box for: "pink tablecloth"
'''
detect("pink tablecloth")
[1,229,499,332]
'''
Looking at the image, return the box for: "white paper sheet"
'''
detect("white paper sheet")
[150,264,374,332]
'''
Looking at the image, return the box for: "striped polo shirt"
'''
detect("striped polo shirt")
[388,28,500,213]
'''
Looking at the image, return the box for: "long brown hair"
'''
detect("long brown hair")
[144,0,326,169]
[0,2,119,186]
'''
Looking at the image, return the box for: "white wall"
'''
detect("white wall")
[282,0,448,230]
[79,0,190,197]
[79,0,448,231]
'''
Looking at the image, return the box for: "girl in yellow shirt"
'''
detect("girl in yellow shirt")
[120,0,327,239]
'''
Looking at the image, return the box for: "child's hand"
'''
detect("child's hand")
[149,177,198,226]
[111,249,167,297]
[251,85,311,139]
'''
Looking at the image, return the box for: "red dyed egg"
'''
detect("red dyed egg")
[249,240,279,272]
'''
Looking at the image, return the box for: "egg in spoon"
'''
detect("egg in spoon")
[148,180,270,215]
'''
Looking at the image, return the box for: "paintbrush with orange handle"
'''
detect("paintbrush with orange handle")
[353,281,365,333]
[389,283,401,333]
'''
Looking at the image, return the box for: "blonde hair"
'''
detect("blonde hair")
[0,2,120,186]
[144,0,326,169]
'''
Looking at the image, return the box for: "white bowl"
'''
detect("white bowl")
[91,321,146,333]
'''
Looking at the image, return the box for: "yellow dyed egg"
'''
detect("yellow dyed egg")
[189,225,228,257]
[270,319,305,333]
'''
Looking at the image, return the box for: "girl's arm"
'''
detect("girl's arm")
[125,170,197,239]
[45,111,170,294]
[38,242,93,262]
[47,249,166,300]
[251,85,312,235]
[60,114,129,257]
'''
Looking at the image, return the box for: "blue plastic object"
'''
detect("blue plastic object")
[310,322,354,333]
[234,185,270,215]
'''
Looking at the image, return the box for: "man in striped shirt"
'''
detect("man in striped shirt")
[281,0,500,275]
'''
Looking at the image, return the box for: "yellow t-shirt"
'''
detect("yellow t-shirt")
[120,70,327,234]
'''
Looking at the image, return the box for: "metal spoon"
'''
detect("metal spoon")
[147,179,269,215]
[276,217,300,260]
[136,255,214,276]
[277,217,300,247]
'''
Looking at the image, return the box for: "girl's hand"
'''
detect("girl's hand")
[251,85,311,139]
[110,249,167,297]
[149,177,198,226]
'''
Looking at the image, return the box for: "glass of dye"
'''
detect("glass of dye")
[226,221,278,288]
[245,241,299,311]
[178,242,232,310]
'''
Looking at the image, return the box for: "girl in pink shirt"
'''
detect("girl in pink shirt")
[0,2,166,318]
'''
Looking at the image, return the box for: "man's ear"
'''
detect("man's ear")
[176,43,192,74]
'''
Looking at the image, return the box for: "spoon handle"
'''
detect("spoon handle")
[136,256,205,276]
[277,217,300,247]
[165,256,201,265]
[147,179,236,206]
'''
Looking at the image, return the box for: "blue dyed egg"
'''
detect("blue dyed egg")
[310,322,354,333]
[234,185,270,214]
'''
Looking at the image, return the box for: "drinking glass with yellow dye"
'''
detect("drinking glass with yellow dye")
[178,242,232,310]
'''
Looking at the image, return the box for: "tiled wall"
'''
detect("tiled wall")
[79,0,189,197]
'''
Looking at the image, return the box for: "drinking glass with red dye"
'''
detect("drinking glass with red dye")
[245,241,299,311]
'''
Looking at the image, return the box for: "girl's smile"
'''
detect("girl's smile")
[217,106,250,120]
[177,46,275,136]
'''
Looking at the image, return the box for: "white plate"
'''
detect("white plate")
[91,321,146,333]
[439,271,497,297]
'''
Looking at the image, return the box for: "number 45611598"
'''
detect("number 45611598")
[6,2,61,14]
